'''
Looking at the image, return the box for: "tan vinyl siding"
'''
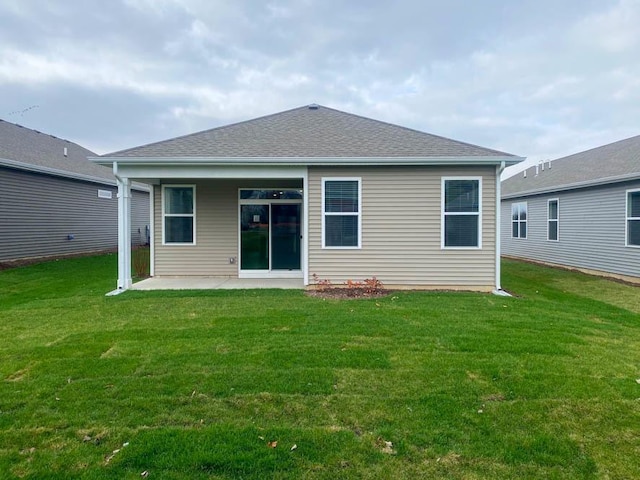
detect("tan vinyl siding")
[153,179,301,276]
[0,167,149,262]
[308,166,497,288]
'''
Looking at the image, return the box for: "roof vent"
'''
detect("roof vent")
[308,103,319,110]
[63,147,68,157]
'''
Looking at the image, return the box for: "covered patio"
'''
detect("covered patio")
[130,276,304,291]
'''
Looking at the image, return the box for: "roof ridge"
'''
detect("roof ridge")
[548,133,640,164]
[0,118,92,152]
[502,133,640,197]
[106,104,311,156]
[315,105,515,157]
[106,104,516,157]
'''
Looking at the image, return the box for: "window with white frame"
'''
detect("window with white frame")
[162,185,195,244]
[322,178,361,248]
[442,177,481,248]
[547,199,559,241]
[511,202,527,239]
[627,189,640,247]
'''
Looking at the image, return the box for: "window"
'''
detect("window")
[627,189,640,247]
[547,199,559,241]
[162,185,195,244]
[511,202,527,239]
[442,177,481,248]
[322,178,361,248]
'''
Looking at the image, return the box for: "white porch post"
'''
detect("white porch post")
[303,169,309,286]
[495,161,505,292]
[116,176,132,291]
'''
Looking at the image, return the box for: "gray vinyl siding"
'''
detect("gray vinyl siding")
[152,179,301,276]
[308,165,497,288]
[0,167,149,262]
[501,180,640,278]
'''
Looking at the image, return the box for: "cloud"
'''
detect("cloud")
[0,0,638,163]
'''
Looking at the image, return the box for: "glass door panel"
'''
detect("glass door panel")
[271,204,301,270]
[240,205,269,270]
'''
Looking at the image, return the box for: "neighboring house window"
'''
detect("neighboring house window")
[511,202,527,239]
[627,189,640,247]
[162,185,195,244]
[548,199,559,241]
[442,177,481,248]
[322,178,361,248]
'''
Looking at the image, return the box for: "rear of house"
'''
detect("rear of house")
[501,135,640,280]
[95,105,522,292]
[0,119,150,263]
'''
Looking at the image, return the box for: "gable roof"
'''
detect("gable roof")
[0,118,114,184]
[105,104,520,162]
[502,134,640,199]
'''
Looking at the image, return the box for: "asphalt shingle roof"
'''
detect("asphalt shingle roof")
[108,104,517,159]
[502,134,640,198]
[0,119,114,183]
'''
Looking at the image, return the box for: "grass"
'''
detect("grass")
[0,255,639,479]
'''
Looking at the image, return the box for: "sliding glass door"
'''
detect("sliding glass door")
[240,205,269,270]
[239,190,302,274]
[271,204,301,270]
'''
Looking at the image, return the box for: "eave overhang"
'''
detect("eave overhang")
[92,155,524,168]
[501,171,640,200]
[0,157,150,192]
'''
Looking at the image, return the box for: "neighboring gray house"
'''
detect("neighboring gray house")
[94,104,523,292]
[501,134,640,280]
[0,119,150,263]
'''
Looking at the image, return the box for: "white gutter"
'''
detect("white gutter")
[0,157,150,192]
[501,171,640,200]
[91,155,525,168]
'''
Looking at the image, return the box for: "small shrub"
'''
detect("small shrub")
[312,273,333,291]
[363,277,384,294]
[345,279,364,290]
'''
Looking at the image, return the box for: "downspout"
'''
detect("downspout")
[494,161,507,295]
[108,161,132,295]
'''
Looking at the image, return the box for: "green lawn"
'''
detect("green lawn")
[1,255,639,479]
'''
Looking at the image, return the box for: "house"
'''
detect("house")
[501,134,640,281]
[0,119,150,263]
[93,104,523,293]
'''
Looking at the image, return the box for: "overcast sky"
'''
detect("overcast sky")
[1,0,638,177]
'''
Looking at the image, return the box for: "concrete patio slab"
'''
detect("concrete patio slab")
[131,276,304,290]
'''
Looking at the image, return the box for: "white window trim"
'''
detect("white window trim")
[626,188,640,248]
[441,176,482,250]
[511,201,528,239]
[161,184,196,246]
[547,198,559,242]
[321,177,362,249]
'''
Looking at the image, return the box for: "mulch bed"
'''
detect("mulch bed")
[305,288,390,299]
